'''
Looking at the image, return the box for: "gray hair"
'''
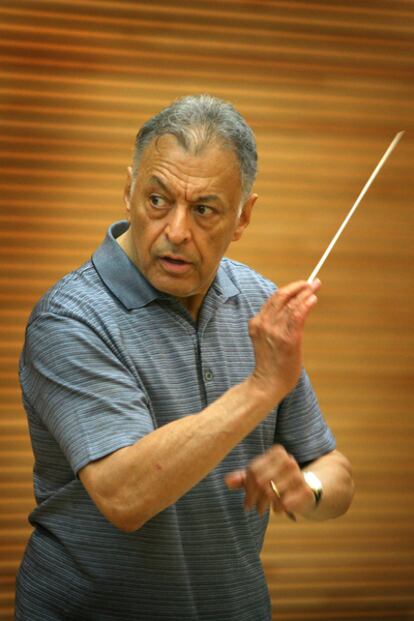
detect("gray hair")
[131,94,257,200]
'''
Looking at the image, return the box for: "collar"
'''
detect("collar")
[92,221,240,311]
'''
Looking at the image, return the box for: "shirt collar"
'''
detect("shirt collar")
[92,221,240,311]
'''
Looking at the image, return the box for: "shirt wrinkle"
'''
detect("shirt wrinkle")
[16,221,336,621]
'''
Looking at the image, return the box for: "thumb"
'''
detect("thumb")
[225,470,247,490]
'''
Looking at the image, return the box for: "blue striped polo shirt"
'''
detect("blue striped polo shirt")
[16,221,335,621]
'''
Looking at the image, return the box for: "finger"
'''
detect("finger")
[261,281,308,316]
[243,470,266,511]
[270,492,296,520]
[279,288,320,338]
[271,494,286,515]
[288,292,319,332]
[277,281,321,320]
[225,470,246,490]
[257,495,271,517]
[243,480,258,510]
[283,290,317,326]
[295,280,321,306]
[262,283,320,335]
[268,279,321,313]
[252,481,288,517]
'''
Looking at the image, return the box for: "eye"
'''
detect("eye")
[194,204,214,217]
[149,194,167,209]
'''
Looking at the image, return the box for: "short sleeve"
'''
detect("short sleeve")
[275,369,336,464]
[20,312,155,475]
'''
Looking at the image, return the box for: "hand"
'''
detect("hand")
[225,445,316,518]
[249,279,321,403]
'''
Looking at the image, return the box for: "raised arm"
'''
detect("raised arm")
[79,279,321,531]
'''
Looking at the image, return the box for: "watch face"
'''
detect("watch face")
[304,471,323,504]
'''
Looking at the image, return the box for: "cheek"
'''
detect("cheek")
[132,216,165,257]
[207,223,237,253]
[199,233,229,266]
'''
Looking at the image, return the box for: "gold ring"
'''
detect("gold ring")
[270,480,281,498]
[270,480,297,522]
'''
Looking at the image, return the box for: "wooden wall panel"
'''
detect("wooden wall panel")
[0,1,413,619]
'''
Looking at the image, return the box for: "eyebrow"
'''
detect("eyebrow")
[148,175,171,196]
[148,175,223,205]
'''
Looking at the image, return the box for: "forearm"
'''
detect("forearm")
[80,279,320,531]
[301,450,355,521]
[80,376,281,532]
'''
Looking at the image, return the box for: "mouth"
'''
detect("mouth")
[163,255,189,264]
[159,254,193,274]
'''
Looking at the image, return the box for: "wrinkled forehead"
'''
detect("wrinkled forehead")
[135,134,243,205]
[151,131,236,160]
[143,134,240,178]
[157,126,232,157]
[139,131,240,173]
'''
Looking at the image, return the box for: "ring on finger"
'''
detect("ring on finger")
[270,480,296,522]
[270,480,281,498]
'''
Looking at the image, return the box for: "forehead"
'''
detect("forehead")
[137,134,242,196]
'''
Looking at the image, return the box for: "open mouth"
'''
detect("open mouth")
[163,257,188,265]
[159,255,192,273]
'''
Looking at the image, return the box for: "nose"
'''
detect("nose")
[165,205,191,246]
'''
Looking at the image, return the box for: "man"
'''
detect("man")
[16,95,354,620]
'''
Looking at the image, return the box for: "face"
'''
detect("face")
[121,134,257,319]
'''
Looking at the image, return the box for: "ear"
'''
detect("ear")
[123,166,133,219]
[232,193,258,242]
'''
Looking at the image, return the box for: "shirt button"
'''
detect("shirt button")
[204,369,214,382]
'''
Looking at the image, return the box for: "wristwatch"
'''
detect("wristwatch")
[303,471,323,507]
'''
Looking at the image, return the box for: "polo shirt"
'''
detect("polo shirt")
[16,220,336,621]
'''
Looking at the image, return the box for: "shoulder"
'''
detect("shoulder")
[27,260,114,329]
[220,257,277,304]
[22,261,124,371]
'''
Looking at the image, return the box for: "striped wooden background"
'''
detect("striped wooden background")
[1,1,413,619]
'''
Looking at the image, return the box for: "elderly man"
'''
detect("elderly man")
[16,95,354,620]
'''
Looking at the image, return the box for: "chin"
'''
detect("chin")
[163,286,196,299]
[152,277,195,299]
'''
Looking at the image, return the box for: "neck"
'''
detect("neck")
[116,228,134,260]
